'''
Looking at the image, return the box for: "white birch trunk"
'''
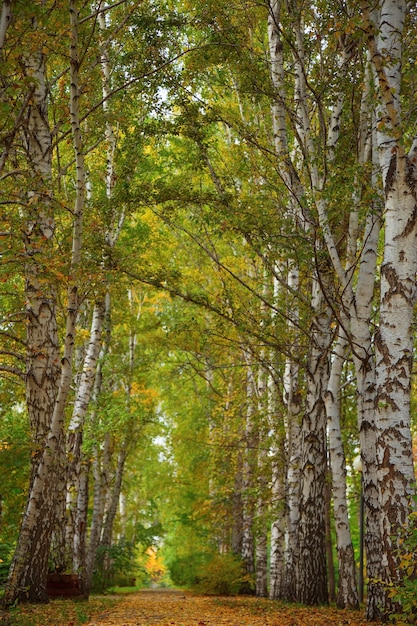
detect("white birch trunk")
[118,493,127,542]
[312,40,385,615]
[255,517,268,598]
[6,1,87,604]
[269,461,286,599]
[241,353,257,581]
[349,200,386,619]
[281,264,302,602]
[363,2,417,608]
[297,277,332,606]
[255,361,269,598]
[319,66,360,607]
[231,447,244,555]
[325,328,359,609]
[100,443,128,550]
[47,0,86,577]
[81,3,124,588]
[283,407,301,601]
[267,0,359,606]
[86,433,111,590]
[290,6,333,605]
[268,374,286,600]
[5,45,83,598]
[288,8,384,613]
[85,292,112,590]
[0,0,11,52]
[66,300,105,575]
[69,0,85,267]
[5,34,61,603]
[267,3,304,602]
[375,163,417,563]
[73,459,89,578]
[268,269,286,601]
[66,302,105,560]
[98,439,128,589]
[98,0,125,245]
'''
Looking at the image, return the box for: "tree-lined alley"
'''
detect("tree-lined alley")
[0,0,416,622]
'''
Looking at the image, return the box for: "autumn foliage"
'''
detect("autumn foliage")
[11,590,384,626]
[85,591,384,626]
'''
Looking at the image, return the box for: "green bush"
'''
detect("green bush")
[0,541,14,585]
[193,553,254,596]
[93,539,141,592]
[166,553,209,588]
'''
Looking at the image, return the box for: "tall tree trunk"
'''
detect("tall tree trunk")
[267,276,286,600]
[362,2,417,616]
[266,2,313,602]
[22,42,60,475]
[325,329,359,609]
[4,14,61,603]
[346,76,386,619]
[350,217,386,621]
[284,402,301,602]
[305,28,386,613]
[0,0,11,53]
[98,442,128,586]
[66,299,105,575]
[240,355,257,586]
[281,264,302,602]
[297,276,332,606]
[255,364,269,598]
[82,2,125,590]
[86,433,112,591]
[269,415,286,600]
[5,1,87,605]
[85,293,112,592]
[375,156,417,565]
[324,473,336,603]
[73,459,89,586]
[231,448,244,555]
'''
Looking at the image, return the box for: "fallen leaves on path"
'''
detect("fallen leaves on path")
[87,590,383,626]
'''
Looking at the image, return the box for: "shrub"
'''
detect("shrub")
[93,539,142,592]
[0,541,14,586]
[166,553,208,588]
[193,553,254,596]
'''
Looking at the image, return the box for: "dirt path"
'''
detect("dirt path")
[87,589,381,625]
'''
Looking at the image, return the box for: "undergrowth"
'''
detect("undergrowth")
[2,595,120,625]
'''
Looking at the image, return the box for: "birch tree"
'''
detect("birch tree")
[4,0,87,604]
[66,300,106,574]
[3,7,61,604]
[325,329,359,609]
[240,354,257,581]
[66,0,126,581]
[361,0,417,609]
[84,294,112,591]
[266,0,333,604]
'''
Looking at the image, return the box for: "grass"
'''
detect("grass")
[2,594,123,625]
[106,585,140,594]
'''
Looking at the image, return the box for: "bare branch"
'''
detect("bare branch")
[0,365,25,380]
[78,0,132,25]
[0,350,25,362]
[0,88,35,177]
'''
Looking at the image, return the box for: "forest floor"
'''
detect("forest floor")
[85,589,383,626]
[3,588,387,626]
